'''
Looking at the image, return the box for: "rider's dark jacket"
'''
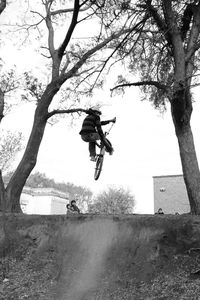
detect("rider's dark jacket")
[79,111,110,138]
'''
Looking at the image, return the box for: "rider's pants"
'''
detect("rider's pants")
[81,133,113,157]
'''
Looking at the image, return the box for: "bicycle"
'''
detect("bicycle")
[94,121,115,180]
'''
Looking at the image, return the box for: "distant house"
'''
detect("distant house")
[153,175,190,214]
[20,187,69,215]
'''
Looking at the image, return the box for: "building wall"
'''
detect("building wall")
[153,175,190,214]
[20,187,68,215]
[50,197,67,215]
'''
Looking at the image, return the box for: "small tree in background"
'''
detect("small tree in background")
[0,130,24,172]
[89,186,135,214]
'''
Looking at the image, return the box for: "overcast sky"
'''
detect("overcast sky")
[3,82,200,213]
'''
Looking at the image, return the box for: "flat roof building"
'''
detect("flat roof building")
[153,174,190,214]
[20,187,69,215]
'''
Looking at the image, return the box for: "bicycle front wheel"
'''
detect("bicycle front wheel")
[94,155,104,180]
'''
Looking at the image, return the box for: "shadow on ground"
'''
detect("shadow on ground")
[0,214,200,299]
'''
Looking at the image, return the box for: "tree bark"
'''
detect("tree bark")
[177,124,200,214]
[0,170,5,211]
[171,90,200,214]
[0,88,4,122]
[4,81,60,212]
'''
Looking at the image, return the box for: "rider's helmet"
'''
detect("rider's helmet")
[89,105,102,115]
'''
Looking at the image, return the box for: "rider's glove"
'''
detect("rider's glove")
[111,117,116,123]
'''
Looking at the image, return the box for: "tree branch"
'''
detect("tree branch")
[50,6,88,16]
[110,80,168,92]
[58,0,80,59]
[0,88,4,122]
[90,15,148,91]
[144,0,172,46]
[44,1,55,57]
[46,108,88,119]
[0,0,6,15]
[186,3,200,62]
[60,19,149,83]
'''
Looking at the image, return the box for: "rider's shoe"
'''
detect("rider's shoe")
[90,156,96,161]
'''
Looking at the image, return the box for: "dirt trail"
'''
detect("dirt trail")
[53,219,118,300]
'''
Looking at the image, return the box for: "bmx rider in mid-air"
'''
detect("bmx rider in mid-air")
[79,107,116,161]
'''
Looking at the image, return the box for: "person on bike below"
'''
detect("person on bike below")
[79,107,116,161]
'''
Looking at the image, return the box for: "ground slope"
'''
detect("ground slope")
[0,214,200,299]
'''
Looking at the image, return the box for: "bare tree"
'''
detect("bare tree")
[0,0,140,212]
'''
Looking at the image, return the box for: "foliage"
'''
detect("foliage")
[103,1,200,109]
[0,130,24,173]
[89,186,135,214]
[25,171,93,212]
[22,72,45,103]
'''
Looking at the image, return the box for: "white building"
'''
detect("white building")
[20,187,69,215]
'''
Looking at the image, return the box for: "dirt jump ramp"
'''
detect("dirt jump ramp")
[49,214,200,300]
[1,214,200,299]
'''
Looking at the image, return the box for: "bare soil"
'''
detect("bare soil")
[0,214,200,300]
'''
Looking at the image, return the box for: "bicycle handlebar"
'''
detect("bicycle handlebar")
[104,118,116,136]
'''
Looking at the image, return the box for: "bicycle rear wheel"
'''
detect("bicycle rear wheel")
[94,154,104,180]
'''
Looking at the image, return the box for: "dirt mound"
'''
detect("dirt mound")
[0,214,200,299]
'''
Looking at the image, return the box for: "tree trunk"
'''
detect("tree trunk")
[0,170,5,211]
[0,88,4,123]
[5,113,47,212]
[171,90,200,214]
[4,81,60,212]
[176,124,200,214]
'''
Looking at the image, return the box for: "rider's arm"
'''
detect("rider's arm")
[101,117,116,126]
[100,120,110,126]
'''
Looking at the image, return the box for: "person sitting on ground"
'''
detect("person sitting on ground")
[155,208,164,215]
[66,200,81,214]
[79,107,116,161]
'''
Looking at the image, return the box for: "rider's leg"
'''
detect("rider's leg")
[89,141,96,157]
[87,133,100,160]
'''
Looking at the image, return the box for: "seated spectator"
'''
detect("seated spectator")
[155,208,164,215]
[66,200,80,214]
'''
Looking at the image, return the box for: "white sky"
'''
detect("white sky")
[2,84,200,214]
[1,2,200,213]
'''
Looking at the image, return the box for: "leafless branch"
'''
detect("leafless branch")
[44,1,55,57]
[58,0,80,59]
[60,27,135,83]
[110,80,168,92]
[0,0,6,15]
[0,88,4,122]
[46,108,88,119]
[90,14,149,91]
[50,5,88,16]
